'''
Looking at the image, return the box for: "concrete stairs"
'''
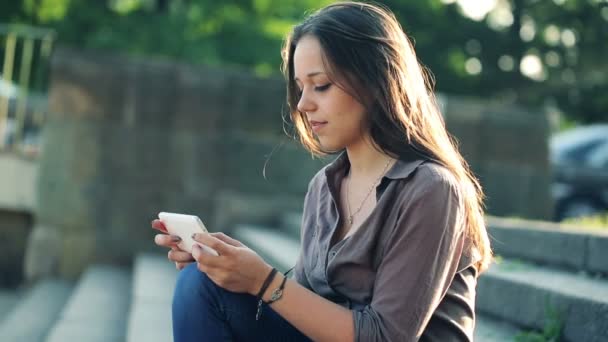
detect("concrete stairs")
[0,215,606,341]
[0,279,73,342]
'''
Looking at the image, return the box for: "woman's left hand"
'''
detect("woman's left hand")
[191,232,273,296]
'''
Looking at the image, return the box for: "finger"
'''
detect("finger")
[209,232,244,247]
[168,248,195,263]
[192,243,212,262]
[192,244,225,269]
[176,261,191,270]
[151,219,168,233]
[192,233,233,256]
[154,234,181,247]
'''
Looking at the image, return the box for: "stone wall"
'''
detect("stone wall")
[442,96,552,219]
[26,47,552,279]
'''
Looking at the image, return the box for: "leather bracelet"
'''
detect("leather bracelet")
[255,268,277,321]
[256,268,277,299]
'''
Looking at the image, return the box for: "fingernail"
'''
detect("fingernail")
[171,236,181,242]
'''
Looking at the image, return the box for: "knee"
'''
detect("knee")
[174,263,211,301]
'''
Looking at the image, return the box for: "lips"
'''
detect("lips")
[309,120,328,133]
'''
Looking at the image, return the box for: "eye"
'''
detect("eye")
[314,83,331,92]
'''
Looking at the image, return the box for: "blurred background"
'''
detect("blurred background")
[0,1,607,341]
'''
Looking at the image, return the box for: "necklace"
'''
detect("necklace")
[345,158,394,226]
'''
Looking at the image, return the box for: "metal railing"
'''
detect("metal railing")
[0,24,55,156]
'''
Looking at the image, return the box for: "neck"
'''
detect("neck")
[345,137,394,179]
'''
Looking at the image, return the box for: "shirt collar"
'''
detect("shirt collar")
[324,150,426,182]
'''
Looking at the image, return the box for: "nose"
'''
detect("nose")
[297,88,317,113]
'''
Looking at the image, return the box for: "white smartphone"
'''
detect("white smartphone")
[158,212,219,256]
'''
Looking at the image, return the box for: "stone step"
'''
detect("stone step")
[0,279,73,342]
[126,253,178,342]
[45,265,132,342]
[232,224,522,340]
[477,258,608,342]
[0,288,21,323]
[474,314,522,342]
[487,216,608,274]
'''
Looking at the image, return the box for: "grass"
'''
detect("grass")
[563,212,608,230]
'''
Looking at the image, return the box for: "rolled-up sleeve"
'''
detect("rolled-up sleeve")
[293,178,318,290]
[353,170,466,341]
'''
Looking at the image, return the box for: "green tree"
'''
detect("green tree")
[2,0,607,123]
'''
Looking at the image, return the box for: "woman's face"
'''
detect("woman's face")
[293,35,368,152]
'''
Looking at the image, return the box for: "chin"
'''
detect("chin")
[317,137,346,153]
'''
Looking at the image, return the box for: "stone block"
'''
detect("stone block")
[131,254,178,302]
[36,178,95,230]
[479,108,549,165]
[37,118,77,186]
[96,123,176,185]
[443,98,485,168]
[23,224,62,282]
[563,296,608,342]
[487,218,587,270]
[59,232,96,279]
[169,131,221,195]
[225,73,285,135]
[221,134,325,195]
[477,258,608,342]
[126,302,173,342]
[130,59,177,127]
[46,265,131,342]
[48,48,131,122]
[479,161,532,217]
[477,272,568,331]
[587,233,608,274]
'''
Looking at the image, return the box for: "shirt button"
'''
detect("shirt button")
[330,251,337,258]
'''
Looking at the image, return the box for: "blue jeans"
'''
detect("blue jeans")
[172,263,312,342]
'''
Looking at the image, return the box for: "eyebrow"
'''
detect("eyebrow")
[294,71,326,82]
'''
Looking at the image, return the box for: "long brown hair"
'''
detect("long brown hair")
[281,1,492,273]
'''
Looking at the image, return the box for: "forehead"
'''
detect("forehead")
[293,35,326,79]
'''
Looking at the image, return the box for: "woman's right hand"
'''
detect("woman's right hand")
[152,219,195,270]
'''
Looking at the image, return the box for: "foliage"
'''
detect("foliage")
[1,0,607,123]
[514,299,563,342]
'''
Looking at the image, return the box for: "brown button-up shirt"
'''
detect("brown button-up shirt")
[293,152,481,342]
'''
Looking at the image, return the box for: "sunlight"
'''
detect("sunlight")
[465,57,482,75]
[442,0,498,21]
[487,0,513,30]
[544,25,561,46]
[520,54,547,81]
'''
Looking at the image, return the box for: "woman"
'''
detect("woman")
[152,2,492,341]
